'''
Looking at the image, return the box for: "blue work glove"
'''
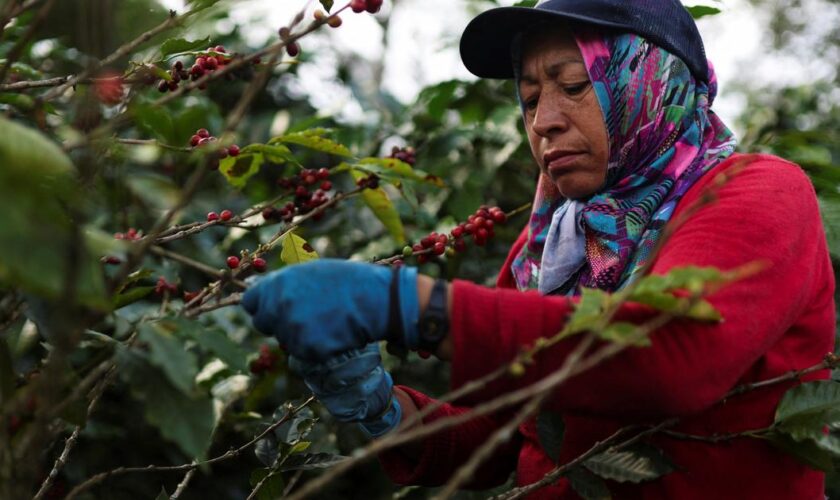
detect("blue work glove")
[241,259,419,361]
[288,344,401,437]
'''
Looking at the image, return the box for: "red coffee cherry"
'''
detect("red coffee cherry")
[220,209,233,221]
[433,242,446,255]
[197,128,210,138]
[350,0,366,12]
[320,180,332,191]
[227,144,241,157]
[207,211,220,222]
[286,42,300,57]
[252,257,267,272]
[226,256,240,269]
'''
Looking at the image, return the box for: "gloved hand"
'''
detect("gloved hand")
[241,259,419,361]
[288,344,401,437]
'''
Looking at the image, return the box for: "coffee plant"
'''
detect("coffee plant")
[0,1,837,499]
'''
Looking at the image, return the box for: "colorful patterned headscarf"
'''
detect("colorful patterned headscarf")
[511,27,737,293]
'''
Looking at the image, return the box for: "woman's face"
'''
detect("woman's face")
[519,29,609,200]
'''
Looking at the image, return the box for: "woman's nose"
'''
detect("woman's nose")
[531,93,571,138]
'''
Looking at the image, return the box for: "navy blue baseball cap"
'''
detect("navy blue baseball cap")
[460,0,709,83]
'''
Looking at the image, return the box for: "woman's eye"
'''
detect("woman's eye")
[524,97,538,111]
[564,83,590,96]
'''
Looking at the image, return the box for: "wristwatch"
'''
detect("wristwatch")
[417,279,449,353]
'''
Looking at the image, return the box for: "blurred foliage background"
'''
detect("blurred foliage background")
[0,0,838,498]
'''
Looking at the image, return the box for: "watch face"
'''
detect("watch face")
[419,316,447,342]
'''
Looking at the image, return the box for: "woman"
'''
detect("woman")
[242,0,835,497]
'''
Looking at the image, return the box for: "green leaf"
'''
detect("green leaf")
[289,441,311,454]
[566,467,612,500]
[181,326,249,372]
[280,232,319,265]
[112,286,155,309]
[271,128,352,157]
[774,381,840,446]
[0,117,107,309]
[584,444,675,483]
[160,36,213,57]
[355,158,445,187]
[0,93,35,111]
[536,410,565,463]
[274,405,315,444]
[255,435,280,467]
[775,381,840,426]
[220,152,264,188]
[249,468,285,500]
[242,143,292,164]
[125,173,181,210]
[280,452,348,472]
[686,5,721,19]
[598,322,651,347]
[154,487,169,500]
[138,321,199,395]
[684,298,722,321]
[132,102,175,143]
[319,0,334,12]
[567,287,610,334]
[117,348,215,459]
[765,432,837,472]
[350,170,406,244]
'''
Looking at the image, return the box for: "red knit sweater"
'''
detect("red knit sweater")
[379,154,836,499]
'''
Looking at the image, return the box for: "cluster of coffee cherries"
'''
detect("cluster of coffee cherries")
[226,254,267,273]
[350,0,383,13]
[156,45,255,93]
[277,27,301,58]
[401,206,507,264]
[264,168,333,223]
[250,344,280,375]
[189,128,241,158]
[355,174,381,190]
[206,209,233,223]
[388,146,416,166]
[114,227,142,241]
[313,9,343,27]
[155,276,178,295]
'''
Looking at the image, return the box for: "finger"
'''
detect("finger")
[240,285,260,315]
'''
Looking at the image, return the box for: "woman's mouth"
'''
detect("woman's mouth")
[544,150,585,176]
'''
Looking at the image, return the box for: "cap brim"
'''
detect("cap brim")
[459,6,628,79]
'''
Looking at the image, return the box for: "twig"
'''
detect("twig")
[184,293,242,318]
[64,396,315,500]
[434,393,547,500]
[41,10,184,101]
[0,75,150,92]
[286,306,681,500]
[373,203,532,266]
[115,138,192,152]
[494,419,677,500]
[0,0,42,35]
[0,76,69,91]
[31,427,80,500]
[169,465,197,499]
[0,0,56,85]
[724,352,839,399]
[32,363,118,500]
[185,187,364,312]
[150,246,248,289]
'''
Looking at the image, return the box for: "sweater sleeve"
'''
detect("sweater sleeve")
[376,386,520,488]
[450,155,836,418]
